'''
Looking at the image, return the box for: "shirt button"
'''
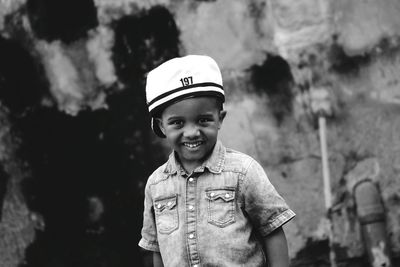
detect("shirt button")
[188,205,194,211]
[188,177,194,182]
[189,234,195,239]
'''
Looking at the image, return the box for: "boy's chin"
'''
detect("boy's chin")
[180,152,205,162]
[179,150,207,162]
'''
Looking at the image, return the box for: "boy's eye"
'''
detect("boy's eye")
[199,118,212,124]
[168,120,183,126]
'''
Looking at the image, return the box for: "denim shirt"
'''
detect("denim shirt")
[139,141,295,267]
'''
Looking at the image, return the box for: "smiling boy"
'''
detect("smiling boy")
[139,55,295,267]
[157,96,224,173]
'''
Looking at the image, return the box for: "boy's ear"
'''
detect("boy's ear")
[218,110,227,128]
[220,110,227,121]
[155,118,166,136]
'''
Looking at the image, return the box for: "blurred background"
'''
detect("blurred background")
[0,0,400,266]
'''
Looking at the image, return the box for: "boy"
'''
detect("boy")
[139,55,295,267]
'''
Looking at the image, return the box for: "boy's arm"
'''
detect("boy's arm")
[262,227,289,267]
[153,252,164,267]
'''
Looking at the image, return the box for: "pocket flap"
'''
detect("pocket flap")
[205,189,235,202]
[154,195,177,212]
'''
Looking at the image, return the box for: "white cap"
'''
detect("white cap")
[145,55,225,137]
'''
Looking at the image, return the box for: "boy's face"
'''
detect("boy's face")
[157,97,226,171]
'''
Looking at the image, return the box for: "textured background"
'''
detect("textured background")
[1,0,400,266]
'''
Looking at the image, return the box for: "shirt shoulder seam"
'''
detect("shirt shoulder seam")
[148,163,171,186]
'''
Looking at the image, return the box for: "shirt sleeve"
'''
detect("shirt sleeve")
[242,159,295,237]
[138,177,160,252]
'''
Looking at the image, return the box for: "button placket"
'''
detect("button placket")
[186,175,200,266]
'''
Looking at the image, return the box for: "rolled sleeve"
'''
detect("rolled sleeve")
[138,237,159,252]
[138,178,160,252]
[242,159,295,237]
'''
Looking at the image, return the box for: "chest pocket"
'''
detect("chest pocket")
[205,188,236,227]
[154,195,179,234]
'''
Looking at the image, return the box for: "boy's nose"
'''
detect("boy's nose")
[183,124,200,138]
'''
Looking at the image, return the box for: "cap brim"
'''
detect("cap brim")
[151,117,166,138]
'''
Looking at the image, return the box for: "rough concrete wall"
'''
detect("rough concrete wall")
[333,0,400,56]
[165,0,400,263]
[1,0,400,266]
[0,106,40,267]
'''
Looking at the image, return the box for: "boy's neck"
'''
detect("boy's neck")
[174,153,202,175]
[174,143,217,174]
[182,163,200,175]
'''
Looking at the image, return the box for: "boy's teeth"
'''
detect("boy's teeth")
[184,142,201,148]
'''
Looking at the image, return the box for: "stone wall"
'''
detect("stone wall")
[1,0,400,266]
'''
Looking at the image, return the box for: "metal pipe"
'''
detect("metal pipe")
[353,180,392,267]
[319,116,332,210]
[318,115,337,267]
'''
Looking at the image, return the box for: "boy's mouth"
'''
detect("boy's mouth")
[183,141,203,149]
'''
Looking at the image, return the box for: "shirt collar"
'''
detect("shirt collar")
[164,140,225,175]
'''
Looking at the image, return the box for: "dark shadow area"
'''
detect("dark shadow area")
[249,54,294,124]
[0,165,7,221]
[26,0,98,43]
[13,5,181,267]
[20,107,157,267]
[0,35,45,225]
[291,239,330,267]
[328,39,370,75]
[0,36,45,115]
[111,5,181,83]
[291,238,371,267]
